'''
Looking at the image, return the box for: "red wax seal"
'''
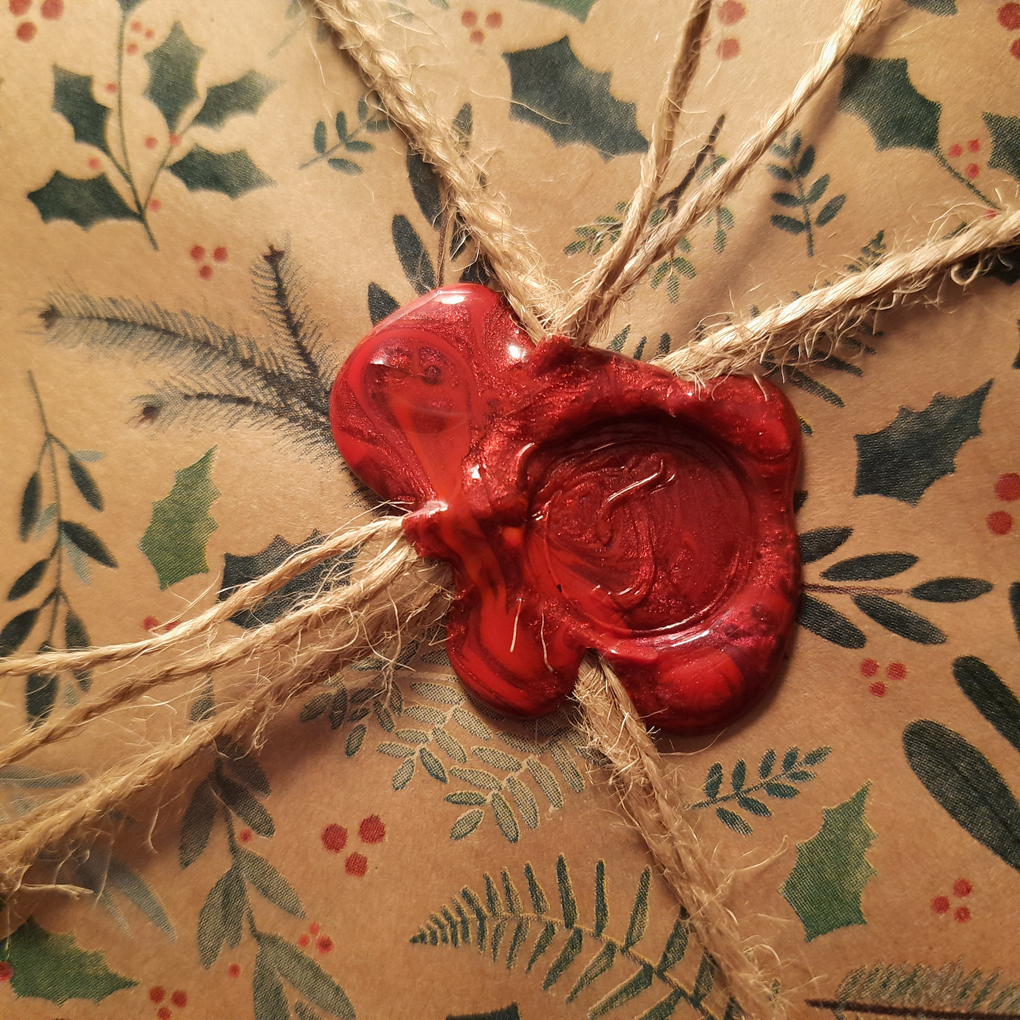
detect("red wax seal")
[331,285,801,733]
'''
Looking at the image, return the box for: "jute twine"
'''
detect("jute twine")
[3,0,1020,1014]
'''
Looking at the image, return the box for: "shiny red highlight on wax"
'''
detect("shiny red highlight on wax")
[330,285,801,733]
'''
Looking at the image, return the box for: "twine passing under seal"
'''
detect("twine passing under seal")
[2,0,1020,1015]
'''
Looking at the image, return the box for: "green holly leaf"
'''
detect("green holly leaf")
[144,22,205,132]
[52,67,111,155]
[27,172,138,231]
[0,917,136,1004]
[522,0,598,20]
[139,447,219,590]
[503,36,647,160]
[838,56,940,153]
[781,785,876,940]
[854,380,991,505]
[984,113,1020,183]
[191,70,280,130]
[167,145,274,198]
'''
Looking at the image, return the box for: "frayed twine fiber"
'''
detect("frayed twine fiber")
[3,0,1020,1015]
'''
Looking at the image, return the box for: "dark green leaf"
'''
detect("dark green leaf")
[406,149,443,227]
[638,989,686,1020]
[506,775,538,828]
[28,172,138,230]
[691,953,717,1005]
[589,964,654,1017]
[737,795,772,817]
[27,672,58,726]
[910,578,993,602]
[258,931,356,1019]
[8,560,48,601]
[220,740,271,795]
[795,145,816,177]
[180,778,218,867]
[473,746,522,772]
[449,766,501,790]
[392,758,415,789]
[528,760,563,807]
[433,727,468,763]
[67,454,102,510]
[704,761,723,799]
[839,55,941,152]
[106,855,176,940]
[656,914,689,974]
[556,855,577,927]
[191,70,279,130]
[491,792,520,843]
[782,748,799,770]
[313,120,327,154]
[445,791,486,805]
[345,724,365,756]
[523,0,597,20]
[804,174,829,204]
[367,282,399,325]
[327,158,362,174]
[526,922,557,972]
[168,145,274,198]
[61,521,116,567]
[329,688,348,729]
[716,807,752,834]
[731,759,746,791]
[216,773,274,836]
[985,113,1020,183]
[223,868,246,948]
[953,656,1020,754]
[502,37,647,160]
[343,138,372,153]
[566,943,615,1001]
[392,214,436,294]
[1,608,40,657]
[758,748,776,779]
[802,747,831,766]
[452,102,473,148]
[505,919,530,969]
[905,0,956,12]
[450,809,484,839]
[768,165,793,181]
[253,947,289,1020]
[904,721,1020,871]
[771,214,807,235]
[53,67,111,155]
[798,593,866,648]
[542,928,583,989]
[335,110,348,140]
[296,1003,325,1020]
[19,473,41,541]
[144,22,205,131]
[816,193,846,226]
[771,191,803,208]
[117,0,144,10]
[623,868,650,948]
[851,594,946,644]
[590,859,608,936]
[235,846,304,916]
[763,781,799,799]
[420,747,448,782]
[197,872,227,967]
[822,552,918,581]
[1011,582,1020,643]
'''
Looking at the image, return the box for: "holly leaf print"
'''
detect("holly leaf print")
[838,56,940,152]
[52,67,112,155]
[27,172,137,230]
[0,917,136,1005]
[781,785,876,941]
[144,22,205,132]
[167,145,274,198]
[522,0,599,21]
[853,380,992,505]
[192,70,280,130]
[139,447,219,589]
[502,37,647,160]
[984,113,1020,183]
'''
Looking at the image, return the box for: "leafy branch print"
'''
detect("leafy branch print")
[27,2,277,249]
[40,246,337,452]
[301,92,391,174]
[411,856,737,1019]
[690,747,832,835]
[797,526,992,648]
[767,131,845,257]
[300,634,597,843]
[1,374,118,725]
[179,736,355,1018]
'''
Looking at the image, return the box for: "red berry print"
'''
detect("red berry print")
[321,823,348,852]
[996,473,1020,501]
[955,905,971,923]
[190,245,205,261]
[860,658,878,677]
[317,935,334,953]
[142,616,159,631]
[213,246,227,262]
[171,990,188,1008]
[0,961,11,981]
[965,163,980,179]
[309,921,321,934]
[931,895,950,914]
[953,878,973,897]
[470,29,484,43]
[886,662,906,681]
[149,198,161,211]
[105,82,117,93]
[359,814,386,843]
[169,133,181,146]
[485,11,502,27]
[40,0,61,19]
[1011,37,1020,59]
[88,157,100,170]
[869,681,886,697]
[145,27,154,38]
[9,0,30,13]
[145,136,158,149]
[126,41,137,54]
[158,1008,171,1020]
[227,963,241,978]
[298,933,311,947]
[717,38,740,60]
[16,21,36,40]
[198,265,213,280]
[947,143,962,158]
[238,828,252,843]
[988,510,1014,535]
[999,2,1020,29]
[130,18,142,30]
[150,986,166,1003]
[967,138,980,152]
[718,0,746,24]
[461,9,477,25]
[345,852,368,876]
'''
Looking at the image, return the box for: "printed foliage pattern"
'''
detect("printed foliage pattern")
[411,856,737,1019]
[904,656,1020,872]
[300,633,599,844]
[179,735,356,1019]
[27,4,277,248]
[797,524,992,649]
[302,92,391,175]
[690,747,832,835]
[1,375,117,725]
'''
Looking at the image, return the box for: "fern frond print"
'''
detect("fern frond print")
[411,856,739,1019]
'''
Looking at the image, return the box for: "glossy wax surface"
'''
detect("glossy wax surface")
[330,285,802,733]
